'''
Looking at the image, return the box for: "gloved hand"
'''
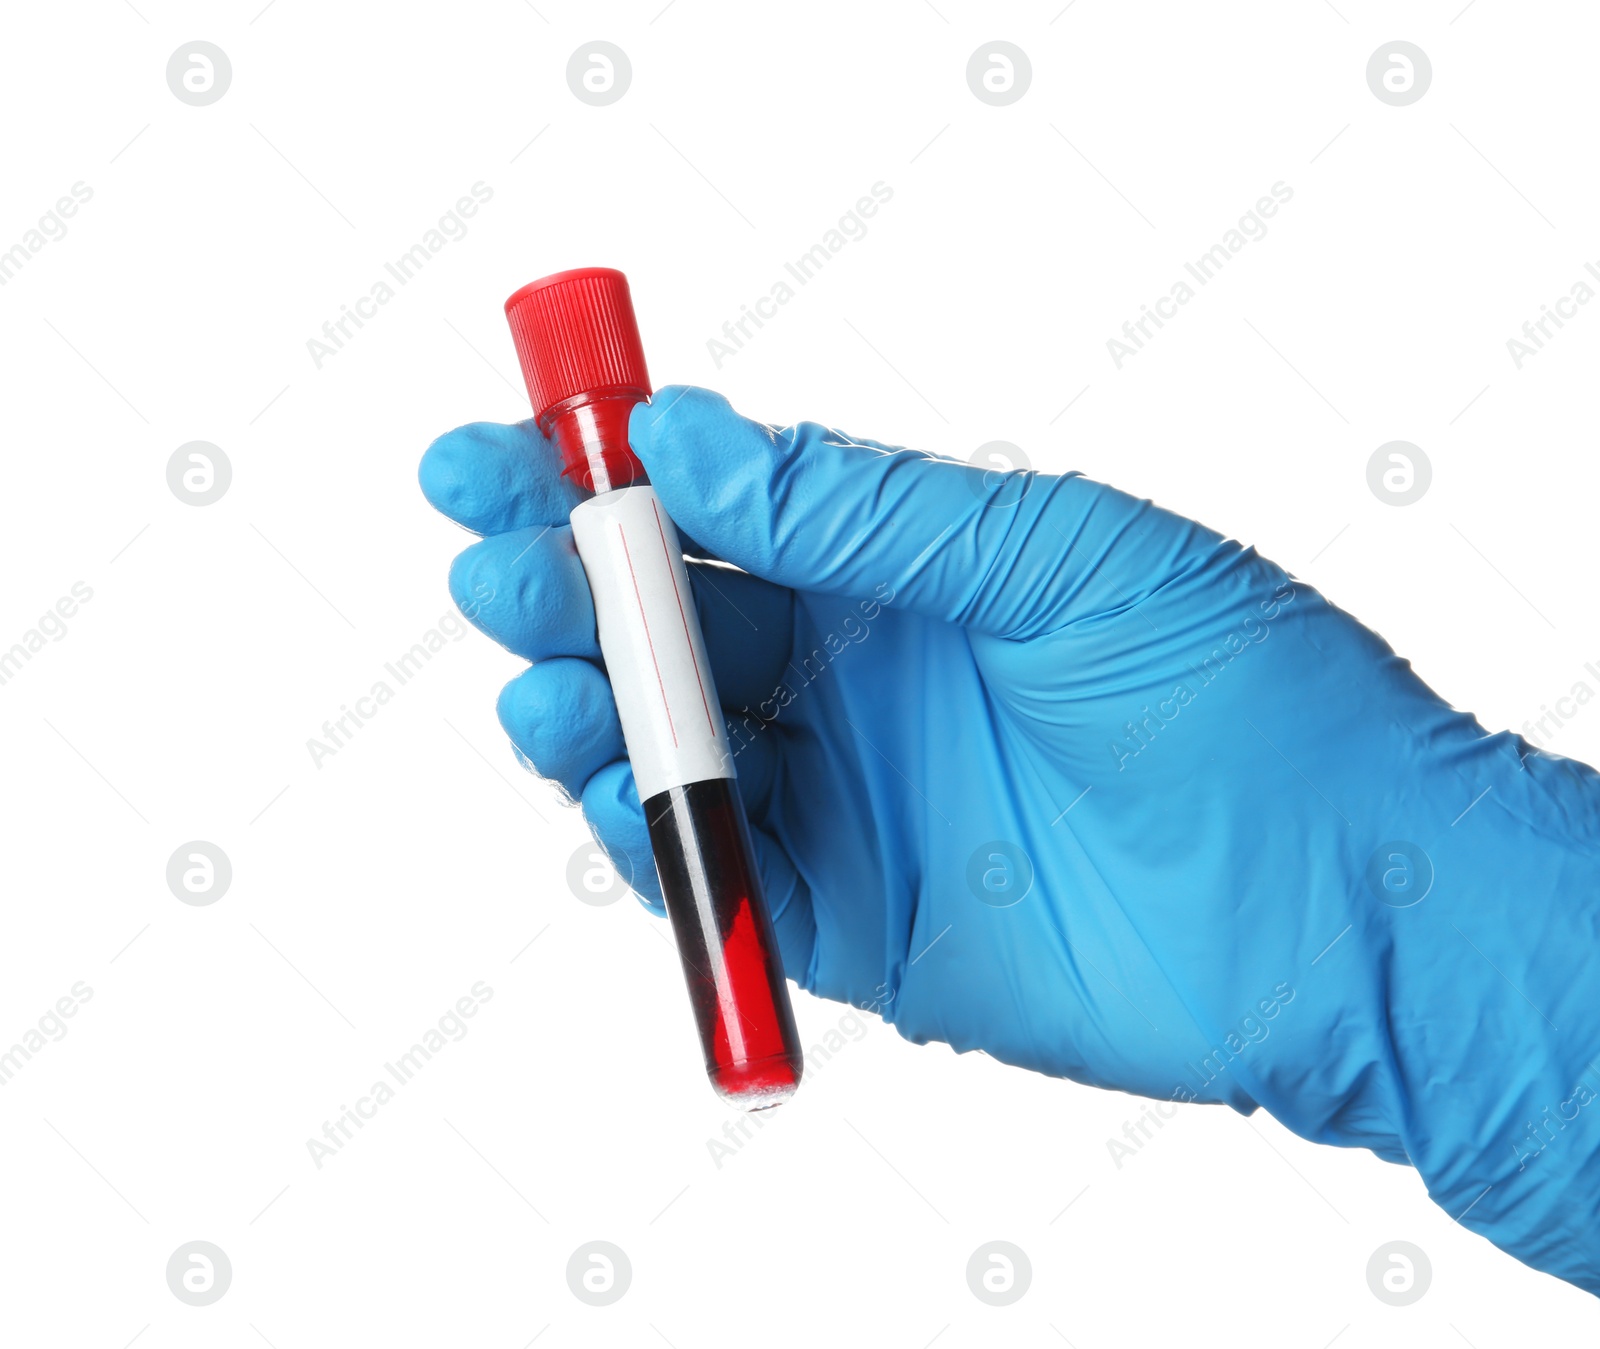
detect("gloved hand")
[420,385,1600,1296]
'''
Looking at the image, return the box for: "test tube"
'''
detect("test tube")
[504,268,804,1110]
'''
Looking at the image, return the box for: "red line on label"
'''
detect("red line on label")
[653,499,718,737]
[617,521,677,748]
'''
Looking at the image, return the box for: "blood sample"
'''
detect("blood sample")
[504,268,804,1110]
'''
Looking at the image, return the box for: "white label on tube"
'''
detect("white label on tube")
[569,485,733,801]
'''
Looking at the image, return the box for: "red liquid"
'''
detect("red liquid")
[645,778,804,1108]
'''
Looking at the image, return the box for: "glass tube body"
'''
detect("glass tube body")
[545,390,804,1109]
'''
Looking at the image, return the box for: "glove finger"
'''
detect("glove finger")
[449,518,795,697]
[448,521,796,700]
[500,649,785,820]
[450,524,598,661]
[421,418,739,569]
[631,385,1227,639]
[497,659,624,803]
[579,759,665,914]
[420,420,582,537]
[581,758,817,983]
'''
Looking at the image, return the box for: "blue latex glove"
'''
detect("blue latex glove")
[420,385,1600,1295]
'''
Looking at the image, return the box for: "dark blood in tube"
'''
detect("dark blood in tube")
[647,779,804,1107]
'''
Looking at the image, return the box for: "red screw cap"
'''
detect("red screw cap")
[504,267,652,424]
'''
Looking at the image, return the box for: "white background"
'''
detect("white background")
[2,0,1597,1343]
